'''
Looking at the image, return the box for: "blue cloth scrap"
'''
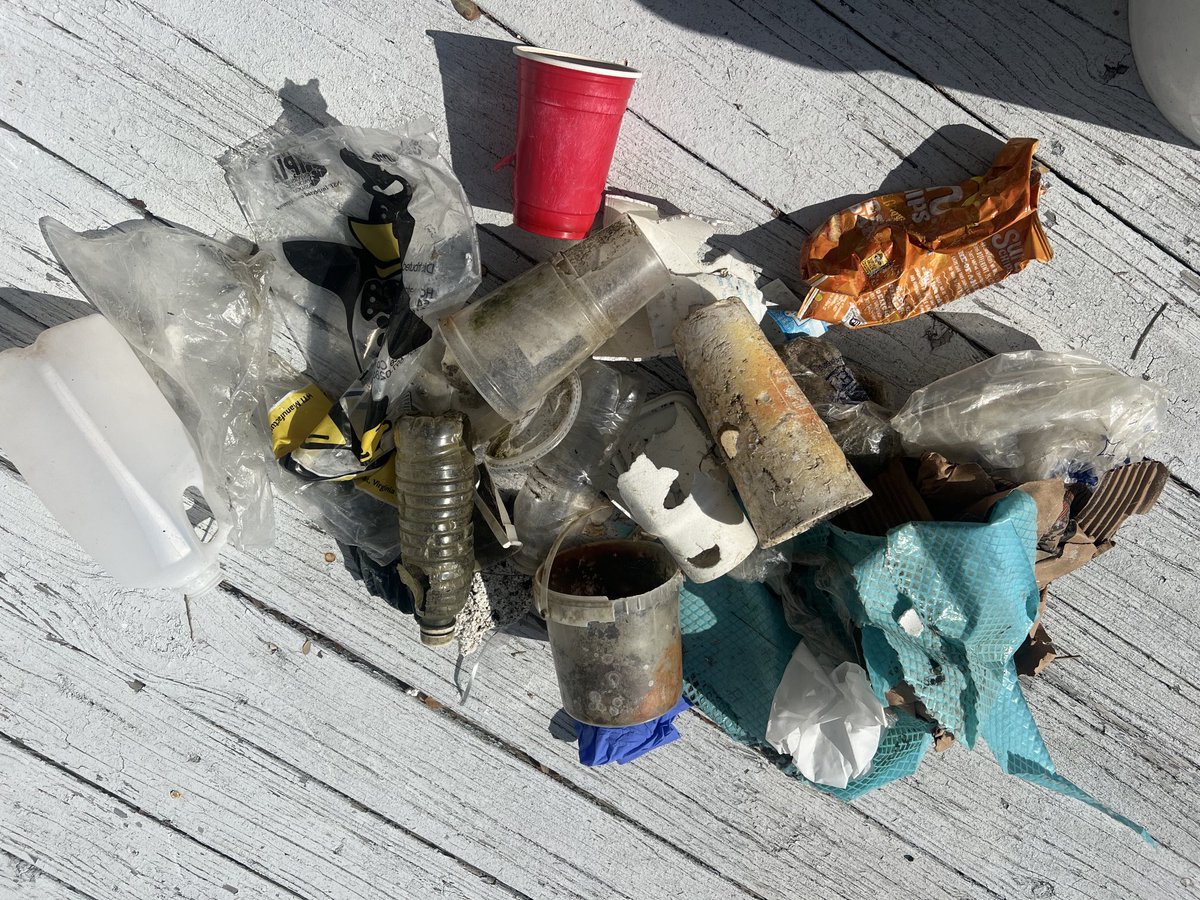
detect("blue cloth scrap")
[574,697,692,766]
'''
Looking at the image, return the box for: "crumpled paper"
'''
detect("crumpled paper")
[765,642,887,788]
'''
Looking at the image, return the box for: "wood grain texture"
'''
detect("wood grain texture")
[4,0,1191,475]
[0,470,760,900]
[0,580,531,897]
[0,851,86,900]
[1,0,1198,898]
[766,0,1200,268]
[0,740,299,900]
[6,422,1197,899]
[210,475,1200,898]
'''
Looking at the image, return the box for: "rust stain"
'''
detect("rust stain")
[631,633,682,724]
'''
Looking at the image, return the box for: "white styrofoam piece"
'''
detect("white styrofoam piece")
[616,401,758,582]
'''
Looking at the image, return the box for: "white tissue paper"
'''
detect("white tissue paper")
[765,642,887,789]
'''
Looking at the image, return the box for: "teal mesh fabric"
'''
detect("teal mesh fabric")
[790,709,931,801]
[679,492,1152,839]
[807,491,1152,842]
[679,577,931,799]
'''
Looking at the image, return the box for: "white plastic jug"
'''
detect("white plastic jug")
[0,315,226,593]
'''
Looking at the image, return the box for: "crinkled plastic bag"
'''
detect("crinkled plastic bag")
[780,336,900,472]
[226,121,480,481]
[41,218,275,549]
[892,350,1166,482]
[260,355,401,564]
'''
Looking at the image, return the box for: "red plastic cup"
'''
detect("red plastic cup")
[511,47,642,240]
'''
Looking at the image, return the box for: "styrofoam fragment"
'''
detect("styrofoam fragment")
[616,410,758,583]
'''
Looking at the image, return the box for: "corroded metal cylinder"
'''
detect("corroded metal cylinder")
[394,413,476,645]
[673,298,871,546]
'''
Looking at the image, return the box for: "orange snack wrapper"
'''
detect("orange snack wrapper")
[799,137,1053,328]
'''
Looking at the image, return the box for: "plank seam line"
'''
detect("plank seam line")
[1042,0,1128,43]
[0,731,310,900]
[0,848,96,900]
[122,0,331,136]
[476,1,1200,504]
[220,581,774,900]
[789,0,1200,280]
[478,224,539,266]
[180,705,538,900]
[15,19,1195,498]
[0,119,152,221]
[682,717,1009,899]
[1051,591,1200,696]
[843,805,1007,899]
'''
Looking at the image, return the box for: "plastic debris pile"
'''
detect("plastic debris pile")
[0,45,1172,844]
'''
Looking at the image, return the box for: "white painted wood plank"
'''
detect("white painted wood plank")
[6,0,1194,483]
[0,3,1195,897]
[480,0,1200,485]
[0,0,803,272]
[0,139,1014,896]
[0,851,86,900]
[208,480,1200,899]
[0,740,299,900]
[0,586,529,898]
[0,469,761,900]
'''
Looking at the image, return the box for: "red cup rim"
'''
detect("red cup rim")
[513,45,643,79]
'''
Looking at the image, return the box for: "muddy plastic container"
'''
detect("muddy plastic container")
[535,540,683,727]
[438,216,670,421]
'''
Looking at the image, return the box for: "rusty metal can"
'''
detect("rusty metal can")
[673,298,871,546]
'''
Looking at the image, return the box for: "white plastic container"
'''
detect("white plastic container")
[1131,0,1200,145]
[0,315,226,593]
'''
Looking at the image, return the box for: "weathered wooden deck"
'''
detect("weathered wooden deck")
[2,1,1199,897]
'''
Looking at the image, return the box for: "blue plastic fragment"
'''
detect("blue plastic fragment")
[574,697,692,766]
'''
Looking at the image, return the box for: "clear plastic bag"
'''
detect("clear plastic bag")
[780,336,900,473]
[225,120,481,481]
[891,350,1166,483]
[41,218,275,549]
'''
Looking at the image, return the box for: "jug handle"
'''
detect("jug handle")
[176,455,232,583]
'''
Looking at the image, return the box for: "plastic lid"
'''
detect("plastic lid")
[485,371,583,473]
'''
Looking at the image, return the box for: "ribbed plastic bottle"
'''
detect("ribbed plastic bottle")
[393,413,476,645]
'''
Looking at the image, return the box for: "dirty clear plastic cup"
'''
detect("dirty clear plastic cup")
[512,46,642,240]
[438,216,670,421]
